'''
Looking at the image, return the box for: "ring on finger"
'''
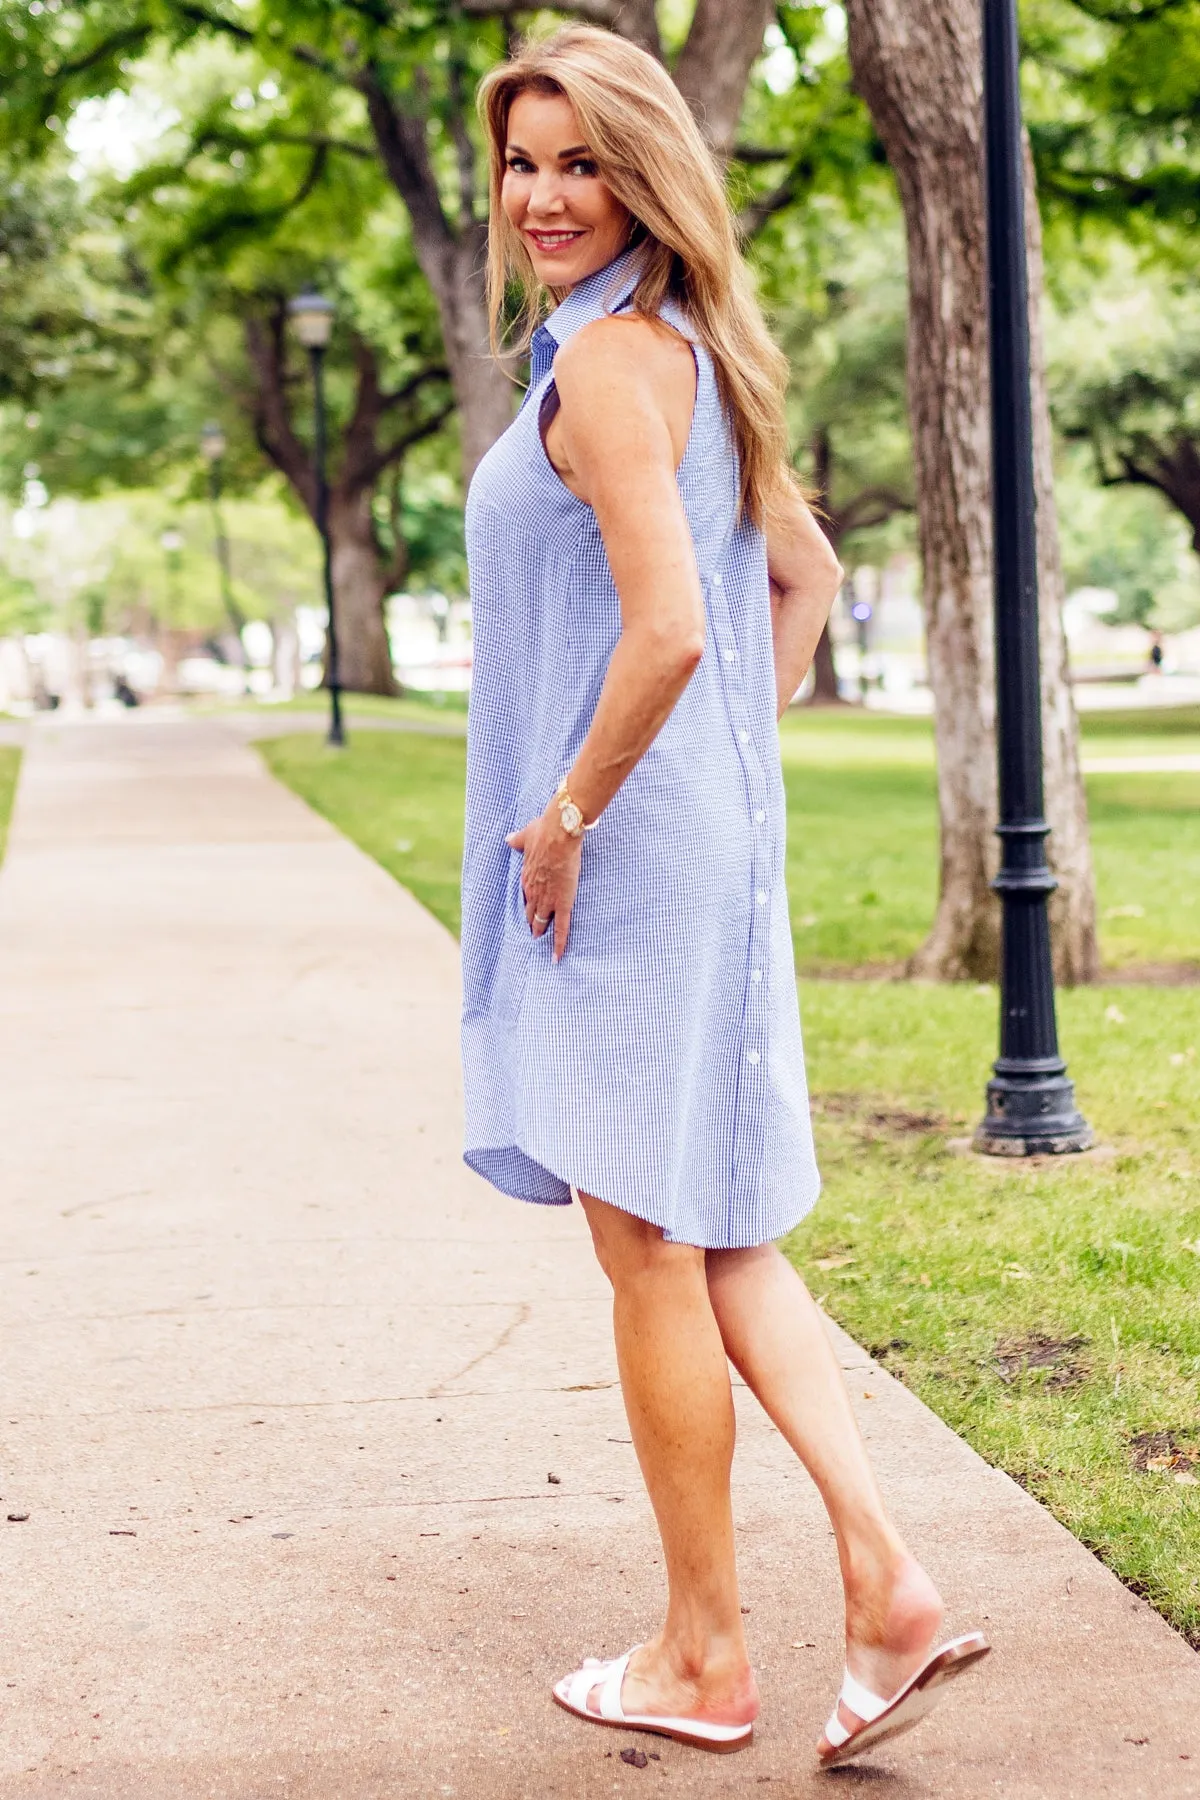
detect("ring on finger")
[533,912,550,925]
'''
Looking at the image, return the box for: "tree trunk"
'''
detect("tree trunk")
[808,426,845,704]
[846,0,1097,984]
[672,0,777,157]
[327,489,396,696]
[425,229,518,482]
[810,622,841,703]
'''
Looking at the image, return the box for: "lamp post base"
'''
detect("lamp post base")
[973,1065,1094,1157]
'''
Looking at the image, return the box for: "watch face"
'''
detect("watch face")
[560,800,583,835]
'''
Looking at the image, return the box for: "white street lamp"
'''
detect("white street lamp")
[287,290,335,350]
[199,421,227,464]
[288,288,343,745]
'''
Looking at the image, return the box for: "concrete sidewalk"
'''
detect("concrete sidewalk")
[0,713,1196,1800]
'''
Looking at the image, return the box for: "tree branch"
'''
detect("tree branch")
[244,306,316,516]
[356,61,452,252]
[380,365,452,414]
[738,153,819,236]
[170,2,254,43]
[834,485,914,536]
[56,23,154,81]
[362,398,458,487]
[458,0,661,54]
[733,143,793,165]
[195,127,375,160]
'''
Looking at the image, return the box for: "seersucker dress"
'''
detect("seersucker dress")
[460,245,819,1249]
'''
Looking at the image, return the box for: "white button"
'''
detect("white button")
[746,1049,760,1065]
[754,809,765,824]
[724,648,736,663]
[751,968,763,982]
[756,889,767,905]
[738,729,749,744]
[712,572,723,587]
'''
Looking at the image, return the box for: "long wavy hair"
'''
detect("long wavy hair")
[477,25,791,527]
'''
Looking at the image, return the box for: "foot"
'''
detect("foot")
[817,1552,944,1761]
[586,1635,759,1730]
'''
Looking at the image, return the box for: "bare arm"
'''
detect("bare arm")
[765,477,844,718]
[506,313,702,960]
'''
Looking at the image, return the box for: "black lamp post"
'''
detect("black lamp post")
[973,0,1092,1156]
[288,289,344,747]
[199,422,249,693]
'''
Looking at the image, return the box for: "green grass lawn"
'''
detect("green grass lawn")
[785,980,1200,1646]
[260,718,1200,1642]
[0,747,20,865]
[260,719,1200,973]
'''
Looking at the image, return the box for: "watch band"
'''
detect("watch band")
[555,776,598,839]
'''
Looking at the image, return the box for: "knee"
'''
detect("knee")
[581,1194,703,1292]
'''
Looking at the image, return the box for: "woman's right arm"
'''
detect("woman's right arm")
[503,313,704,961]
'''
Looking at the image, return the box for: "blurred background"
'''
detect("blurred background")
[3,1,1200,719]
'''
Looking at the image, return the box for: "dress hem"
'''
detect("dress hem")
[462,1141,819,1252]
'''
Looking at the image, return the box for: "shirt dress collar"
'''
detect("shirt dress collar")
[541,242,650,349]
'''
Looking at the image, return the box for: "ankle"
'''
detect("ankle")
[656,1624,751,1689]
[838,1524,908,1594]
[842,1551,943,1652]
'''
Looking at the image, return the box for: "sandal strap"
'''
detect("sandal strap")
[840,1667,890,1724]
[824,1710,853,1748]
[598,1648,635,1721]
[564,1657,606,1714]
[824,1666,890,1746]
[563,1648,637,1721]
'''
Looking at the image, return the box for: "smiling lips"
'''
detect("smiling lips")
[526,228,587,254]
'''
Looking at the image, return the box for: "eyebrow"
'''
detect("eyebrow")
[505,142,593,160]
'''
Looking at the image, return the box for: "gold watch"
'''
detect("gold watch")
[554,777,597,839]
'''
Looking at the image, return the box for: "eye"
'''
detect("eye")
[505,155,534,174]
[566,158,597,177]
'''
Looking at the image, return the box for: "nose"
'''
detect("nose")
[527,166,566,217]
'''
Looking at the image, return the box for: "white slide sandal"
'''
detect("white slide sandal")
[819,1631,991,1769]
[553,1646,754,1753]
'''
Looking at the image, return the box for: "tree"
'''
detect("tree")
[1028,0,1200,240]
[844,0,1098,984]
[7,1,798,486]
[1,55,459,694]
[1051,274,1200,562]
[773,215,914,700]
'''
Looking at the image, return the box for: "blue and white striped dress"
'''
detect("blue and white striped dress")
[460,246,819,1248]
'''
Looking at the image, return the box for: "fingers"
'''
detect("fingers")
[506,829,525,850]
[527,896,551,937]
[553,901,572,963]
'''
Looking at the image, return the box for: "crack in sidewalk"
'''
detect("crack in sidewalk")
[429,1301,532,1398]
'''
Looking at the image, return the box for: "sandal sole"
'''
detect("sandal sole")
[552,1690,754,1754]
[819,1636,991,1770]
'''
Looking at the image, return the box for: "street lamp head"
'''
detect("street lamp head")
[199,421,227,463]
[160,528,184,553]
[288,289,335,350]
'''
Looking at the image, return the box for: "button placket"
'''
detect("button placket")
[708,560,771,1209]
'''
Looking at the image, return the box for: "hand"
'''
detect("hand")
[506,802,584,963]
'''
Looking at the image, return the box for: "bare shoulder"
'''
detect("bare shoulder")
[554,312,695,406]
[553,314,696,471]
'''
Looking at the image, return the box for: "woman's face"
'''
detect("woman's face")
[502,89,632,291]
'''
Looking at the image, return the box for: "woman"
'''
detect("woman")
[461,24,989,1767]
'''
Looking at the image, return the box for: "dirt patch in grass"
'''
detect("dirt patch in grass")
[812,1093,947,1136]
[1100,963,1200,986]
[1128,1429,1196,1475]
[995,1333,1091,1390]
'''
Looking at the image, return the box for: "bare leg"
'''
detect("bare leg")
[706,1243,944,1750]
[577,1190,758,1727]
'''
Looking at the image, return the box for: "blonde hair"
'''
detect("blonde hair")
[477,25,791,528]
